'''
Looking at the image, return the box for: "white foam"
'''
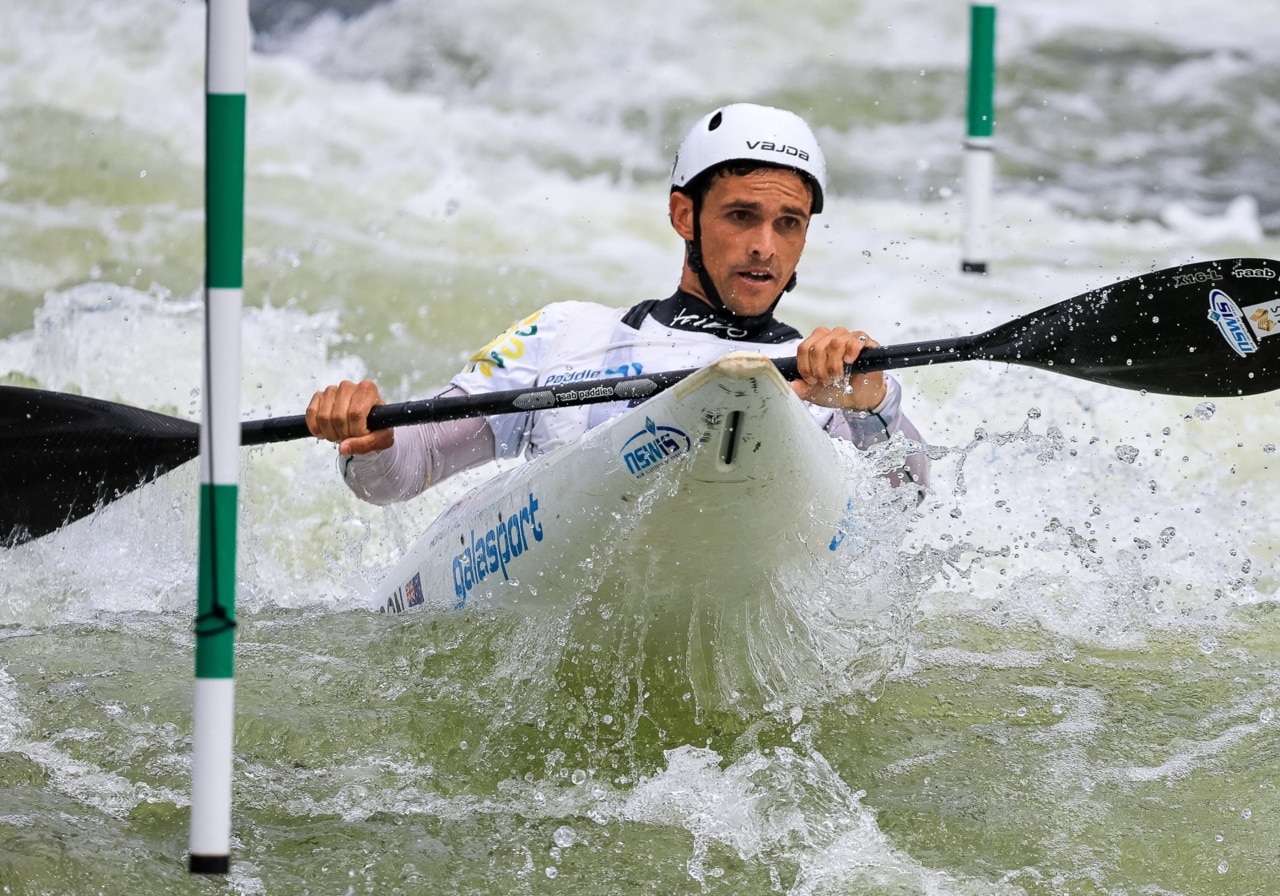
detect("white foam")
[1161,195,1265,244]
[624,744,1024,894]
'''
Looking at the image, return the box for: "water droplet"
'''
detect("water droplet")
[571,769,588,786]
[1265,444,1276,455]
[1260,707,1274,724]
[1242,808,1252,820]
[1027,407,1042,419]
[1194,401,1216,421]
[1115,445,1140,464]
[1218,861,1229,874]
[553,826,578,848]
[546,866,559,878]
[1198,636,1218,655]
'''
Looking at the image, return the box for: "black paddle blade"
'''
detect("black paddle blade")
[975,258,1280,396]
[0,386,199,547]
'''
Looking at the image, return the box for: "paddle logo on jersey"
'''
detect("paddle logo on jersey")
[1207,289,1258,357]
[544,362,643,385]
[620,417,692,477]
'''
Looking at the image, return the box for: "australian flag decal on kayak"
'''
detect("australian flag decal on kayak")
[621,417,691,477]
[1208,289,1258,357]
[380,571,425,614]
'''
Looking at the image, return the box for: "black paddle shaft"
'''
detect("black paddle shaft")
[3,257,1279,546]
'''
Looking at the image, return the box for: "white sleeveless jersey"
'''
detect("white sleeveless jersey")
[450,298,836,459]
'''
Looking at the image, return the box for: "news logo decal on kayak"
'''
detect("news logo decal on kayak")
[620,417,692,477]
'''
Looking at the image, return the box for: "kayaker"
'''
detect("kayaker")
[308,103,929,503]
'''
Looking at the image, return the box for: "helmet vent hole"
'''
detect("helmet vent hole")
[707,111,722,131]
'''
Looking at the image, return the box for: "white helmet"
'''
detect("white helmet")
[670,103,827,213]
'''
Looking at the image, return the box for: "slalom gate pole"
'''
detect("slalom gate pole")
[962,4,997,274]
[189,0,247,875]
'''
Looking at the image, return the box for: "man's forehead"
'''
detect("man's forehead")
[707,167,813,208]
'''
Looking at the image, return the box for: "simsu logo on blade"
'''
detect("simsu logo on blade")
[1207,289,1258,357]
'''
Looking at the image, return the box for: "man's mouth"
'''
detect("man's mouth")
[737,270,774,284]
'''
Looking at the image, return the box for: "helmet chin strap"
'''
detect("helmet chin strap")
[686,195,795,320]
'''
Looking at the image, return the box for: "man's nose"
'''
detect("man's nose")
[749,224,775,258]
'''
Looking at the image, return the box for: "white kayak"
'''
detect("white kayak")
[371,351,897,620]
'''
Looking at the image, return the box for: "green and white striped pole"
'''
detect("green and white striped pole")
[190,0,247,876]
[962,4,997,274]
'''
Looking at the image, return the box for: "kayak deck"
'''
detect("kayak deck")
[372,351,860,616]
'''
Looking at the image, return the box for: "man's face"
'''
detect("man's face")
[670,167,812,317]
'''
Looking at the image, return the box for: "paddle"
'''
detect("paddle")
[3,257,1278,547]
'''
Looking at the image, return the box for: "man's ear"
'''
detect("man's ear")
[669,191,695,241]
